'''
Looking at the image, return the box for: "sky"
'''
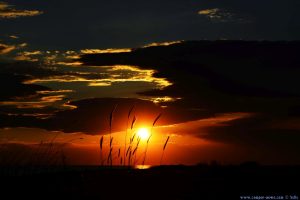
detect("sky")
[0,0,300,50]
[0,0,300,166]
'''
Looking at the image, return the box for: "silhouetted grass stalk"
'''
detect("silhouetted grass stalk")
[142,113,162,166]
[160,136,170,165]
[124,105,134,166]
[109,105,117,166]
[126,116,136,166]
[99,136,104,166]
[133,136,140,165]
[107,147,113,165]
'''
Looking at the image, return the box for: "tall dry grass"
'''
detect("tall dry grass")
[97,105,170,167]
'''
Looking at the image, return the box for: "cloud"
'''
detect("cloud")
[198,8,220,17]
[24,65,172,89]
[198,8,239,22]
[0,97,214,134]
[0,42,27,55]
[0,43,15,54]
[3,90,73,111]
[0,62,61,103]
[0,94,67,109]
[143,41,183,48]
[20,51,42,56]
[157,112,252,136]
[80,41,300,98]
[0,61,77,115]
[0,58,173,122]
[80,48,132,54]
[0,2,43,19]
[14,51,42,62]
[56,61,83,66]
[0,60,62,79]
[0,73,51,105]
[201,114,300,143]
[12,49,79,64]
[9,35,19,39]
[78,40,300,145]
[19,43,27,47]
[2,41,300,145]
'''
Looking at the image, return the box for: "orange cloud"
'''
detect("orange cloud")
[0,43,15,54]
[0,2,43,18]
[0,94,67,109]
[143,41,183,48]
[0,42,27,55]
[9,35,19,39]
[24,65,172,90]
[14,51,42,61]
[80,48,132,54]
[156,112,253,136]
[198,8,220,16]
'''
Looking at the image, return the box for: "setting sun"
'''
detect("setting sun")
[137,127,150,141]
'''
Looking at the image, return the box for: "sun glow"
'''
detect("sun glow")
[137,128,150,141]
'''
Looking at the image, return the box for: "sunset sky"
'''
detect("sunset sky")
[1,0,300,165]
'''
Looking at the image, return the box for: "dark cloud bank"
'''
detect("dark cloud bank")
[79,41,300,153]
[1,41,300,158]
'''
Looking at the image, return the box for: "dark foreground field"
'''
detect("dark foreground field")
[0,165,299,200]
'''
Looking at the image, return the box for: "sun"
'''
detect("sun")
[137,128,150,141]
